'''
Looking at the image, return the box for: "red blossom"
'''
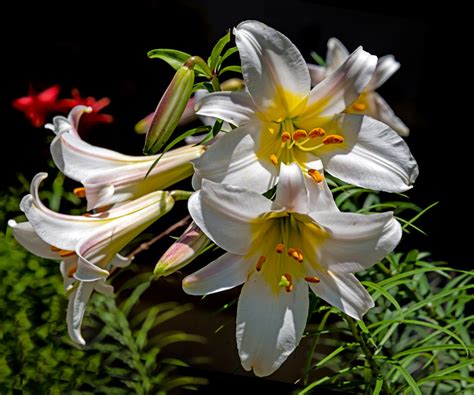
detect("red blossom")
[57,88,113,125]
[12,85,61,127]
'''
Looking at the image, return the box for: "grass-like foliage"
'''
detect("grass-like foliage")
[0,182,206,394]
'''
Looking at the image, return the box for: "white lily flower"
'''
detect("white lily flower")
[9,172,175,344]
[183,163,402,377]
[193,20,418,194]
[309,38,409,136]
[48,106,205,210]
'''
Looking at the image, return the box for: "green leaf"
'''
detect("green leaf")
[219,46,238,67]
[310,51,326,66]
[219,65,242,76]
[145,125,211,177]
[147,48,208,76]
[208,30,230,71]
[392,364,422,395]
[363,281,404,317]
[373,375,384,395]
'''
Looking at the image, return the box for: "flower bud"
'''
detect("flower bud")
[154,221,210,277]
[144,63,195,154]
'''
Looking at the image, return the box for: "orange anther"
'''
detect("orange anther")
[323,135,344,145]
[256,256,266,272]
[352,102,367,112]
[275,243,285,253]
[281,131,291,143]
[270,154,278,166]
[58,249,76,258]
[308,169,324,183]
[67,265,78,278]
[292,129,308,141]
[73,187,86,198]
[308,127,326,138]
[304,276,321,283]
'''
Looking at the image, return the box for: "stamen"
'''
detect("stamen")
[270,154,278,166]
[50,245,61,252]
[67,265,77,278]
[352,102,367,112]
[58,249,76,258]
[275,243,285,253]
[323,135,344,145]
[281,131,291,143]
[308,169,324,183]
[287,247,303,262]
[256,256,266,272]
[304,276,321,283]
[73,187,86,198]
[292,129,308,141]
[309,127,326,138]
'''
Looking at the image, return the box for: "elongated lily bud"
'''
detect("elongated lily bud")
[144,61,195,154]
[154,221,210,277]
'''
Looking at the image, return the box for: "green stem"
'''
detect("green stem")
[210,75,221,92]
[346,316,391,395]
[185,56,212,78]
[170,190,193,201]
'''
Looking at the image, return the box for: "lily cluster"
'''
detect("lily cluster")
[10,20,418,378]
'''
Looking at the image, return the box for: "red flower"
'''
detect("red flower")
[57,89,113,125]
[12,85,61,127]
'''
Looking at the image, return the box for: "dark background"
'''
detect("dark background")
[0,1,470,391]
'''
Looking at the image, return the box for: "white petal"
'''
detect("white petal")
[74,255,110,282]
[369,55,400,90]
[304,176,339,212]
[303,47,377,117]
[234,20,310,115]
[370,93,409,137]
[194,91,257,127]
[94,280,114,295]
[319,114,418,192]
[82,145,203,210]
[307,63,327,86]
[326,38,350,71]
[183,253,252,295]
[67,281,95,345]
[60,258,78,291]
[20,173,108,250]
[188,180,273,255]
[192,123,278,193]
[8,220,59,259]
[110,254,133,268]
[275,163,309,213]
[307,270,374,320]
[310,211,401,272]
[236,274,308,377]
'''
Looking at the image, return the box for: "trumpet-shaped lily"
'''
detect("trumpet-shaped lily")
[193,20,418,194]
[183,163,401,376]
[48,106,205,210]
[9,172,175,344]
[308,38,409,136]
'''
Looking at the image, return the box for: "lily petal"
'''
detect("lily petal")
[192,123,278,193]
[194,90,257,127]
[188,179,273,255]
[370,92,409,137]
[20,173,109,250]
[310,211,401,273]
[236,274,308,377]
[307,270,374,320]
[183,253,252,295]
[319,114,418,192]
[234,20,310,116]
[304,177,339,213]
[326,37,350,72]
[67,281,95,345]
[307,63,326,86]
[8,220,59,259]
[302,47,377,117]
[370,55,400,90]
[275,163,309,213]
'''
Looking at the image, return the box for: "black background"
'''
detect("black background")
[0,1,470,392]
